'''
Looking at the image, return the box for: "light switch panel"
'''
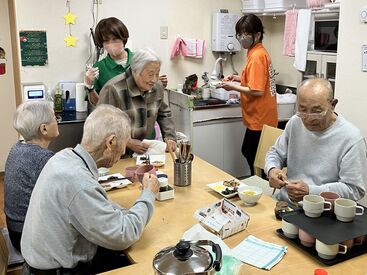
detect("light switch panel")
[362,45,367,72]
[160,26,168,39]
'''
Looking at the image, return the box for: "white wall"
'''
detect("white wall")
[0,0,17,171]
[15,0,245,90]
[336,1,367,138]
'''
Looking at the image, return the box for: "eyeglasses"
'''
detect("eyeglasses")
[296,110,328,120]
[235,33,251,41]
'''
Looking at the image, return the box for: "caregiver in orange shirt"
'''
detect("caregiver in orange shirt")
[220,14,278,176]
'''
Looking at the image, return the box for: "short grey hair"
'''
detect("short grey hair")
[298,78,334,100]
[130,47,161,75]
[82,104,131,149]
[13,100,54,141]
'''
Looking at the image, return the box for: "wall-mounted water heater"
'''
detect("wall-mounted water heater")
[212,12,241,52]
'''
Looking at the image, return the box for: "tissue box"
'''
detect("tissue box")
[194,199,250,239]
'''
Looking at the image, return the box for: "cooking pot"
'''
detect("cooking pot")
[153,240,222,275]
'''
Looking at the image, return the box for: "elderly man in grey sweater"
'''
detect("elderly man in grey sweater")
[21,105,159,274]
[265,78,367,203]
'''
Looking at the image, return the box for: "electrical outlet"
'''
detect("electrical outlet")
[160,26,168,39]
[94,0,102,4]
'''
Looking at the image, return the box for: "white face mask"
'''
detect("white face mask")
[103,39,125,58]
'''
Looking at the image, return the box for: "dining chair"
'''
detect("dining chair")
[242,125,284,196]
[253,124,284,178]
[0,228,23,275]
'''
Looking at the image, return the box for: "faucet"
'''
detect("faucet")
[211,57,226,80]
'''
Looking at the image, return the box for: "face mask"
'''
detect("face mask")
[104,40,124,57]
[240,35,254,49]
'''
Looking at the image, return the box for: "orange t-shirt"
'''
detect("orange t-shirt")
[240,43,278,130]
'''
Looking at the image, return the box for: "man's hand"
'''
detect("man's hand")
[127,139,149,154]
[142,173,159,194]
[165,139,177,153]
[286,180,309,202]
[268,168,289,189]
[159,75,168,88]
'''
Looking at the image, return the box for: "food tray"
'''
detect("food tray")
[282,207,367,244]
[207,180,247,199]
[277,229,367,266]
[136,155,165,167]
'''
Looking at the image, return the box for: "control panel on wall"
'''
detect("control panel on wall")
[22,83,46,102]
[212,12,241,52]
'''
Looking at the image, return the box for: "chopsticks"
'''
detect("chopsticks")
[164,138,177,162]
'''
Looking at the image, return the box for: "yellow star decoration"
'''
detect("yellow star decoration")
[64,34,78,47]
[64,12,76,25]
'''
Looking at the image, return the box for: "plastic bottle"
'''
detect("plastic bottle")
[46,88,54,110]
[54,85,63,113]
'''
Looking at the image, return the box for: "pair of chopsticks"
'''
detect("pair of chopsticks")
[164,138,176,162]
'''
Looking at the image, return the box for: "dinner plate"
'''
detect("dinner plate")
[207,179,247,198]
[98,173,132,191]
[136,155,166,167]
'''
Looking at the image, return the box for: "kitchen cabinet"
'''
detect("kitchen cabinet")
[169,91,250,178]
[299,51,337,96]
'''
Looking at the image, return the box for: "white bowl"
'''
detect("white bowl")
[98,167,110,177]
[238,185,263,205]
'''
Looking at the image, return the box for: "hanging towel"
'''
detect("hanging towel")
[182,38,205,58]
[283,10,298,57]
[294,9,312,72]
[170,36,185,59]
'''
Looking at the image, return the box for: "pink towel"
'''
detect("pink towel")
[170,37,185,59]
[283,10,298,57]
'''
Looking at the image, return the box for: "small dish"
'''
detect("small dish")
[136,155,165,167]
[207,179,246,198]
[238,185,263,205]
[98,167,109,177]
[98,173,131,191]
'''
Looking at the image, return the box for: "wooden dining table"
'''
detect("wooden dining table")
[103,154,367,274]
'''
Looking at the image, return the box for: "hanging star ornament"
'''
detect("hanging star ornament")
[64,12,76,25]
[64,34,78,47]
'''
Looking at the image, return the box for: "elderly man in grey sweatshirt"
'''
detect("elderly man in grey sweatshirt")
[21,105,160,274]
[265,78,367,203]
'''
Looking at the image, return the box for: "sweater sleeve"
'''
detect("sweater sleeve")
[68,186,155,251]
[157,89,176,140]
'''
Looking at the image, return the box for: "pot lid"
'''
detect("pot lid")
[153,240,213,274]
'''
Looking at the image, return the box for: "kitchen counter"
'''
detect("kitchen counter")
[56,111,88,124]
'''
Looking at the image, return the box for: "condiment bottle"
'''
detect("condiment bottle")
[54,85,63,113]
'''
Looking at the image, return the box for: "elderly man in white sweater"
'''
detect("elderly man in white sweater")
[265,78,367,203]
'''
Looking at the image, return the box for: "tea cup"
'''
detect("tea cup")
[135,165,156,183]
[124,165,139,181]
[341,239,354,252]
[320,191,340,212]
[316,239,347,260]
[302,195,332,218]
[334,198,364,222]
[354,235,366,246]
[282,219,298,239]
[298,228,315,247]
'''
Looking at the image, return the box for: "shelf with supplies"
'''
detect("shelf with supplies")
[299,51,337,97]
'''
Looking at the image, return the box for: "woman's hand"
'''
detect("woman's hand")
[85,67,99,86]
[223,74,240,82]
[165,139,177,153]
[159,75,168,88]
[219,81,239,91]
[127,139,149,154]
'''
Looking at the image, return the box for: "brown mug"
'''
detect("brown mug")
[320,191,340,212]
[124,166,139,182]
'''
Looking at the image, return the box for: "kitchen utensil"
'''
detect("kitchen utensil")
[152,240,222,275]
